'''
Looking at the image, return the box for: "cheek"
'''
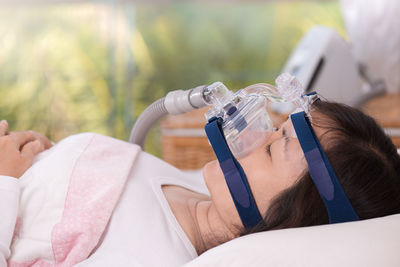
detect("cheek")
[243,144,306,215]
[286,145,307,178]
[273,140,306,178]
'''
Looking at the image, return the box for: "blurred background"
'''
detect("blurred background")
[0,0,397,159]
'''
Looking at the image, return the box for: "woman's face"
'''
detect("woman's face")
[203,118,307,229]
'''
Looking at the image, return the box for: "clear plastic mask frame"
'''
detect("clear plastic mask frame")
[204,73,309,158]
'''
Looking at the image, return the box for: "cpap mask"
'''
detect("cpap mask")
[129,73,359,229]
[203,82,276,159]
[203,73,311,159]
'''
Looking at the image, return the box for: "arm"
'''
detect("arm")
[0,120,49,265]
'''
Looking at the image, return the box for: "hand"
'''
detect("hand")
[0,120,46,178]
[11,130,53,150]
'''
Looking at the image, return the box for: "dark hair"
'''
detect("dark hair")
[243,100,400,234]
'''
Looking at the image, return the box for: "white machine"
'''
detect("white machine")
[271,26,385,114]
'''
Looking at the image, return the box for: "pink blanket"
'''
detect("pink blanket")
[9,133,141,266]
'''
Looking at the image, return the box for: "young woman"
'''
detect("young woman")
[1,100,399,266]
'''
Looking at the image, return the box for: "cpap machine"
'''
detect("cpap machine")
[271,26,385,114]
[128,26,381,228]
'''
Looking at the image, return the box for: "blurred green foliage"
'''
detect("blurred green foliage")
[0,1,344,156]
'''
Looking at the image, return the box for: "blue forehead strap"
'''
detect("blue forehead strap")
[290,111,359,223]
[205,116,263,229]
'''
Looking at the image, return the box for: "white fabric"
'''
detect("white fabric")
[77,151,209,267]
[0,176,19,267]
[9,133,141,266]
[10,133,94,263]
[340,0,400,93]
[185,214,400,267]
[0,133,209,266]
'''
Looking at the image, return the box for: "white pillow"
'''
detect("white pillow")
[184,214,400,267]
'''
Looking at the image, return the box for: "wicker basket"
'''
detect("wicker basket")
[362,93,400,147]
[161,107,215,170]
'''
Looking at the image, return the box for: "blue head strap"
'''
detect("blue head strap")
[290,111,359,223]
[205,117,263,229]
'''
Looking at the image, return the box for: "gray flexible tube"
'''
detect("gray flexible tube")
[129,97,168,149]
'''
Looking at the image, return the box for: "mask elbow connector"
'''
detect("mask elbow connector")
[275,72,313,118]
[189,85,208,109]
[164,85,209,115]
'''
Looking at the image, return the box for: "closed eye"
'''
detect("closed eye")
[265,144,272,157]
[266,125,289,158]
